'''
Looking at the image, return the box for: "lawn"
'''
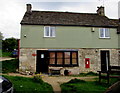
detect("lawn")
[61,78,119,93]
[1,59,19,73]
[1,59,53,92]
[3,75,53,93]
[2,51,12,57]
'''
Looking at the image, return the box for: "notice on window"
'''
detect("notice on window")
[41,54,44,58]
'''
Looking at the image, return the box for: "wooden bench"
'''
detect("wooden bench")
[49,69,61,75]
[98,66,120,84]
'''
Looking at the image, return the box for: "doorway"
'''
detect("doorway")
[36,50,49,73]
[100,50,110,71]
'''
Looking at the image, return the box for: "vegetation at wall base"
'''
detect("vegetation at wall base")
[61,78,119,93]
[3,75,53,93]
[1,59,19,73]
[69,71,98,77]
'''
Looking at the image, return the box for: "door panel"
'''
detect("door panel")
[36,50,48,73]
[100,51,110,71]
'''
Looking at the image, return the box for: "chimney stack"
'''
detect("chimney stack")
[118,1,120,19]
[97,6,105,16]
[26,4,32,13]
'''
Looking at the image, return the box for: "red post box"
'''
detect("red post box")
[85,58,90,68]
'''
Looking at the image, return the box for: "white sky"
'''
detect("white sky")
[0,0,120,39]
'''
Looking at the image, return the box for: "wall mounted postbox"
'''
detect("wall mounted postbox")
[85,58,90,68]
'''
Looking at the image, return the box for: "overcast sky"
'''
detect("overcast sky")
[0,0,120,39]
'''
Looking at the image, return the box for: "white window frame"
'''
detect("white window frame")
[99,28,110,38]
[44,26,56,37]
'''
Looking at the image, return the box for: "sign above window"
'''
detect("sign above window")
[44,26,56,37]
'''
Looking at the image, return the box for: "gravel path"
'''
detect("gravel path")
[0,57,15,61]
[42,75,97,93]
[1,73,97,93]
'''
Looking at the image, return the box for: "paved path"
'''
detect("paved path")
[0,57,15,61]
[42,75,97,93]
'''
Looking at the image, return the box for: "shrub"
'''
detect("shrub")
[33,75,44,84]
[85,71,98,76]
[67,78,86,84]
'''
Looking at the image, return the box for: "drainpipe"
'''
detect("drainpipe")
[17,39,20,59]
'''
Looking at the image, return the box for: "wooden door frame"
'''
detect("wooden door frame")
[36,50,49,73]
[100,50,110,71]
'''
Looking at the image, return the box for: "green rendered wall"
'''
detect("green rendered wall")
[20,25,118,49]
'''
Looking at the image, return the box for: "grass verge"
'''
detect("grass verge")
[61,78,119,93]
[2,51,12,57]
[1,59,19,73]
[3,75,53,93]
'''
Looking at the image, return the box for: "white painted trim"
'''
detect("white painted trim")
[44,26,56,37]
[44,26,50,37]
[99,28,110,38]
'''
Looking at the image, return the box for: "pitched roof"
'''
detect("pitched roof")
[21,11,118,27]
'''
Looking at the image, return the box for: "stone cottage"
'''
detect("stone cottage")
[19,4,120,75]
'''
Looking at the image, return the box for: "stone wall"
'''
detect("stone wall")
[78,49,119,73]
[19,48,119,74]
[19,48,36,72]
[49,66,80,75]
[118,50,120,66]
[110,49,119,66]
[78,48,100,73]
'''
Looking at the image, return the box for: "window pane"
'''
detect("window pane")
[57,52,63,58]
[65,52,70,58]
[65,59,70,64]
[50,52,55,58]
[45,27,49,36]
[100,28,104,37]
[105,29,110,37]
[57,59,63,64]
[72,59,77,64]
[72,52,77,58]
[49,59,55,64]
[50,27,55,37]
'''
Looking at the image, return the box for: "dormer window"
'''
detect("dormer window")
[44,26,56,37]
[99,28,110,38]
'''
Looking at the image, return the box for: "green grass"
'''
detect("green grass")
[0,49,13,57]
[2,51,12,57]
[1,59,19,73]
[3,75,53,93]
[61,78,119,93]
[0,49,2,57]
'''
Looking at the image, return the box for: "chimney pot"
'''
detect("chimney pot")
[97,6,105,16]
[26,4,32,13]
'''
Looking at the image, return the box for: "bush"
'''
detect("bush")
[33,75,44,84]
[79,72,98,76]
[85,72,98,76]
[67,78,86,84]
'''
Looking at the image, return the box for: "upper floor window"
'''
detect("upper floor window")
[44,26,56,37]
[99,28,110,38]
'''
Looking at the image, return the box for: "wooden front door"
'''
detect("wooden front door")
[36,50,48,73]
[100,51,110,71]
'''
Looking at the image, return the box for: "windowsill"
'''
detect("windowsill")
[99,37,111,39]
[43,36,56,38]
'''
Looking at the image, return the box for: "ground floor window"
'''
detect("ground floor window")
[49,51,78,67]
